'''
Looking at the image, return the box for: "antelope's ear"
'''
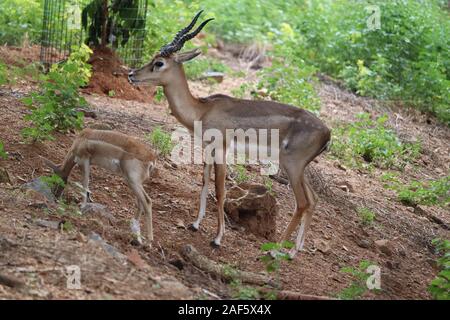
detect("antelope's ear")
[174,48,202,64]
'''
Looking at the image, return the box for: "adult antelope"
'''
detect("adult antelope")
[41,129,156,245]
[129,11,331,257]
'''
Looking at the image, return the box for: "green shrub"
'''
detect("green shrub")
[0,62,7,85]
[0,0,42,45]
[145,1,205,58]
[184,57,230,80]
[0,141,7,159]
[257,40,320,112]
[338,260,380,300]
[384,175,450,207]
[428,239,450,300]
[357,207,376,226]
[21,45,92,142]
[145,126,173,157]
[234,165,250,184]
[331,113,421,170]
[295,0,450,124]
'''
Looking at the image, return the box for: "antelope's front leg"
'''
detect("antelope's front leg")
[130,200,143,245]
[212,163,226,247]
[192,163,212,231]
[79,159,91,205]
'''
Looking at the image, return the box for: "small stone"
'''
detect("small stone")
[357,239,371,249]
[375,239,393,256]
[23,178,56,203]
[200,71,224,83]
[127,248,147,270]
[81,203,115,223]
[0,167,12,184]
[314,239,331,254]
[35,219,61,230]
[175,219,186,229]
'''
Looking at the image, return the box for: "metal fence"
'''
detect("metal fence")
[40,0,148,69]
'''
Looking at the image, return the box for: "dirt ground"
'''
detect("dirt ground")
[0,45,448,300]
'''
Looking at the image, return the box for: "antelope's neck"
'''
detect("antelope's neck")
[163,73,204,131]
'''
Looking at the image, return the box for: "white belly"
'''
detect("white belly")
[91,157,122,174]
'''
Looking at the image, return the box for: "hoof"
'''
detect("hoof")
[288,249,297,260]
[188,224,199,232]
[130,239,142,247]
[210,240,221,248]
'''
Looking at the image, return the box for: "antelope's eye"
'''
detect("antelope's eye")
[155,61,164,68]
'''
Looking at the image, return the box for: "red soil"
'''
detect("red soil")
[82,47,155,103]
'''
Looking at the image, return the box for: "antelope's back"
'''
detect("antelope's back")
[79,129,156,162]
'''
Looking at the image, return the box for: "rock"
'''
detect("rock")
[175,218,186,229]
[127,248,147,270]
[35,219,62,230]
[224,183,278,240]
[81,203,116,223]
[357,239,372,249]
[154,276,193,299]
[314,239,331,254]
[335,181,354,193]
[88,232,127,263]
[0,167,12,184]
[23,178,56,203]
[375,239,393,256]
[386,260,400,270]
[200,71,224,83]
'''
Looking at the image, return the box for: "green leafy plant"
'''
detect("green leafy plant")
[0,0,42,45]
[82,0,145,48]
[357,207,376,226]
[222,264,260,300]
[331,113,421,170]
[40,174,66,195]
[154,87,164,103]
[257,42,320,113]
[21,45,92,142]
[260,241,293,296]
[55,200,82,217]
[145,126,173,157]
[428,239,450,300]
[234,165,250,184]
[149,0,450,124]
[0,62,7,85]
[184,57,230,80]
[384,175,450,207]
[0,140,7,159]
[338,260,379,300]
[263,177,273,194]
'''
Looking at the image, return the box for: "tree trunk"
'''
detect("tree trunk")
[100,0,109,48]
[181,244,274,286]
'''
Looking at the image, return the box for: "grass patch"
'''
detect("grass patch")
[331,113,421,170]
[145,126,174,158]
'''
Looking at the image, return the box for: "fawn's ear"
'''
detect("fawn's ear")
[174,48,202,64]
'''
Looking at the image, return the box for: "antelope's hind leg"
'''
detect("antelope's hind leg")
[79,158,91,206]
[212,163,226,247]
